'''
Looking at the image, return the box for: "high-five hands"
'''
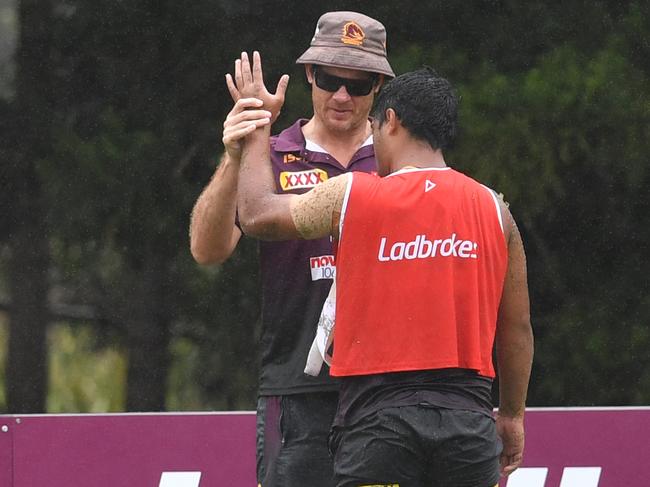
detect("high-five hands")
[222,51,289,161]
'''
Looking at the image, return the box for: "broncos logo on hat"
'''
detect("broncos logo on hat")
[341,21,365,46]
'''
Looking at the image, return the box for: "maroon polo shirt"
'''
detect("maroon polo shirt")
[257,119,376,395]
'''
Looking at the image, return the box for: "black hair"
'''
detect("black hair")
[371,67,458,151]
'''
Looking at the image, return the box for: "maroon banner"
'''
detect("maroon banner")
[0,412,257,486]
[0,407,648,486]
[499,407,650,487]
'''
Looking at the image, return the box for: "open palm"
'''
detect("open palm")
[226,51,289,124]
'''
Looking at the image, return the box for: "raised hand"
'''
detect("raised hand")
[226,51,289,124]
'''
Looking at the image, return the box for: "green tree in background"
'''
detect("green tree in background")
[455,40,650,405]
[4,0,53,413]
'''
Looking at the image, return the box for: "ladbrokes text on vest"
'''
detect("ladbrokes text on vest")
[377,233,479,262]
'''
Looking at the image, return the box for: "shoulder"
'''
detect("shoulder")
[451,169,513,237]
[448,167,484,187]
[290,174,350,240]
[452,169,500,204]
[293,174,350,209]
[349,170,380,189]
[482,185,514,241]
[321,174,351,200]
[297,175,350,223]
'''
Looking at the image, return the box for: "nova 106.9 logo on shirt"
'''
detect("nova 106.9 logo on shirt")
[310,255,336,280]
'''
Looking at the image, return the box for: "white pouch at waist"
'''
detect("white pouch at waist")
[304,281,336,376]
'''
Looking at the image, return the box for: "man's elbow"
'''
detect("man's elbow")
[237,200,259,237]
[239,215,267,239]
[190,239,233,266]
[238,202,270,238]
[240,212,293,241]
[497,314,534,349]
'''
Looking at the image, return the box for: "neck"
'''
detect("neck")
[302,118,371,152]
[390,146,447,173]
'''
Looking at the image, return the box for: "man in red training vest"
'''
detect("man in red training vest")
[237,54,533,487]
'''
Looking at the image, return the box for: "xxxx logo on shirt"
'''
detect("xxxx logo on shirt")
[279,168,328,191]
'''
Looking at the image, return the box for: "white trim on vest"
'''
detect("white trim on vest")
[339,172,354,240]
[386,166,452,178]
[482,184,504,234]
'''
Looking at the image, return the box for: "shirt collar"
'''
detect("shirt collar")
[272,119,374,154]
[271,119,310,153]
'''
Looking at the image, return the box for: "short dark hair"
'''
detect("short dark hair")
[371,67,458,151]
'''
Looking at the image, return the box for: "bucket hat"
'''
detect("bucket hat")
[296,11,395,78]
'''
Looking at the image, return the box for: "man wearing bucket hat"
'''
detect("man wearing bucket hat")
[189,11,394,487]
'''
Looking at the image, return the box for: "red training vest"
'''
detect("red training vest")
[331,167,507,378]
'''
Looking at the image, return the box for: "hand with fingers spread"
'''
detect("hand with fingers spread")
[496,413,525,477]
[226,51,289,124]
[222,98,272,162]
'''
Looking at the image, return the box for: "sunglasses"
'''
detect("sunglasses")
[313,66,378,97]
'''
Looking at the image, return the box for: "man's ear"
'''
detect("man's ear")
[373,74,385,93]
[384,108,399,134]
[305,65,314,84]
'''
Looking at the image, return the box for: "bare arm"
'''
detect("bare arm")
[238,121,347,240]
[189,153,242,264]
[291,175,348,241]
[189,49,288,265]
[237,122,297,239]
[235,51,346,241]
[189,97,271,264]
[233,51,292,238]
[495,202,534,476]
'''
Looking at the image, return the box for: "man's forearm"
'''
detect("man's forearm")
[495,320,532,476]
[238,125,298,240]
[496,218,533,417]
[497,325,533,417]
[238,124,274,225]
[189,153,241,264]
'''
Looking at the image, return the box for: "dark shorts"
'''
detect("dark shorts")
[329,405,501,487]
[256,392,339,487]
